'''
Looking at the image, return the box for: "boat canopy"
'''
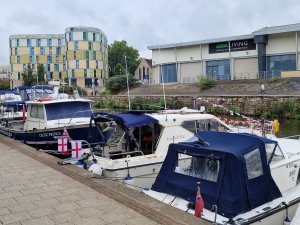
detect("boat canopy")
[1,101,26,112]
[89,112,159,145]
[151,131,281,218]
[15,86,53,100]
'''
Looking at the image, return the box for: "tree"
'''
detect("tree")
[22,64,36,86]
[37,63,46,84]
[105,74,137,94]
[108,40,140,77]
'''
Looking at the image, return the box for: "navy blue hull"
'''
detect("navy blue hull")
[0,125,104,150]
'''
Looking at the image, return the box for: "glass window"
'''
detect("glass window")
[244,148,263,180]
[175,154,220,182]
[56,56,59,62]
[37,39,41,47]
[206,60,230,81]
[59,72,62,80]
[75,41,78,50]
[83,32,87,41]
[30,105,44,119]
[31,47,34,54]
[36,56,39,62]
[86,51,89,59]
[88,42,92,50]
[93,33,96,41]
[76,60,79,69]
[85,78,92,88]
[58,39,61,46]
[49,47,52,54]
[86,60,89,68]
[27,39,31,47]
[17,56,20,63]
[266,54,296,77]
[161,64,177,83]
[182,119,229,133]
[70,77,77,85]
[265,143,284,164]
[74,51,76,59]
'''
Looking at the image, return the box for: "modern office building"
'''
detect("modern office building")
[148,23,300,84]
[9,26,108,90]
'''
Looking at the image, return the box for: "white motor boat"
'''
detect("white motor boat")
[84,108,235,189]
[143,131,300,225]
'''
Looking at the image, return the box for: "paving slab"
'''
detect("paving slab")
[0,135,211,225]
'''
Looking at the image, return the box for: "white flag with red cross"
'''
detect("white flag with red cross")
[57,136,69,155]
[70,140,83,158]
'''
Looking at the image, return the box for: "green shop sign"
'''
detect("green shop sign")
[209,39,256,54]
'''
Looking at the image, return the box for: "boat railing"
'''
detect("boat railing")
[108,150,144,159]
[283,135,300,140]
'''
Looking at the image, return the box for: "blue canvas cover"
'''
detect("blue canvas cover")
[90,112,158,146]
[151,131,281,218]
[1,101,26,112]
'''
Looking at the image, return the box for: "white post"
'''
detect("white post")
[125,55,131,110]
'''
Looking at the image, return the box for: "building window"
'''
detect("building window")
[86,60,89,68]
[206,60,230,81]
[47,56,51,63]
[94,77,98,87]
[71,69,75,78]
[17,56,20,63]
[55,64,59,71]
[47,64,50,72]
[48,39,52,46]
[93,51,96,60]
[93,33,96,41]
[58,39,61,46]
[85,78,92,88]
[83,32,87,41]
[88,42,92,50]
[86,51,89,59]
[30,56,33,63]
[41,47,45,55]
[63,63,66,70]
[74,41,78,50]
[18,72,20,80]
[63,55,66,61]
[59,72,62,80]
[49,47,52,54]
[76,60,79,69]
[69,32,72,41]
[17,39,19,47]
[94,70,96,77]
[31,47,34,54]
[57,47,60,54]
[14,48,17,55]
[56,56,59,62]
[74,51,76,59]
[139,68,141,80]
[27,39,31,46]
[161,64,177,83]
[36,56,39,62]
[37,39,41,47]
[49,72,53,79]
[84,69,87,77]
[71,77,77,85]
[96,61,99,69]
[266,54,296,77]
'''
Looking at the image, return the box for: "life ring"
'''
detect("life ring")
[273,119,280,134]
[38,97,52,102]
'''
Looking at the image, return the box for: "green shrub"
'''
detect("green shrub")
[269,77,280,83]
[105,74,137,94]
[198,77,215,90]
[0,81,10,90]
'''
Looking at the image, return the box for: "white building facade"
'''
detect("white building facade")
[148,23,300,84]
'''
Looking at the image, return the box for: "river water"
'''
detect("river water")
[276,119,300,138]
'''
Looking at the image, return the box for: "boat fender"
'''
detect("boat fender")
[291,203,300,225]
[124,175,134,188]
[88,164,102,176]
[273,119,280,134]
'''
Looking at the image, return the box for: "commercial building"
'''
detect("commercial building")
[148,23,300,84]
[9,26,108,90]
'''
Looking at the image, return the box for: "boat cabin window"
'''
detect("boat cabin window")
[105,123,124,147]
[30,105,44,119]
[265,143,284,164]
[45,102,92,120]
[181,119,229,134]
[244,148,263,180]
[175,154,220,182]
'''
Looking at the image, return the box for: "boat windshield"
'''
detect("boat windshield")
[45,102,92,120]
[181,118,230,134]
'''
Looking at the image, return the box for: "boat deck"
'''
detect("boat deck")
[0,135,209,225]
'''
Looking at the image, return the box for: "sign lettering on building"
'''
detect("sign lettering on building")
[209,39,256,54]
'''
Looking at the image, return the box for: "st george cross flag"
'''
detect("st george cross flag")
[195,182,204,218]
[57,136,69,155]
[62,127,71,140]
[70,140,83,158]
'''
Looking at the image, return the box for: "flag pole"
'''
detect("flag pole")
[158,40,167,121]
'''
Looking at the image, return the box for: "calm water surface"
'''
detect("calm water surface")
[276,119,300,138]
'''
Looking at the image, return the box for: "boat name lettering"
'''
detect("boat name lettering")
[286,162,294,168]
[167,135,185,141]
[39,132,61,138]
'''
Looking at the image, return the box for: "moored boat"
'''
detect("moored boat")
[143,131,300,225]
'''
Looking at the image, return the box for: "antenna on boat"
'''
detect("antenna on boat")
[125,55,131,110]
[158,39,168,121]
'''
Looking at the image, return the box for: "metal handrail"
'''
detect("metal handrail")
[109,150,144,158]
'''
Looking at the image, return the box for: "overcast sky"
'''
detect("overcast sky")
[1,0,300,65]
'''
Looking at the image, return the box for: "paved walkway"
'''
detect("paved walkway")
[0,136,207,225]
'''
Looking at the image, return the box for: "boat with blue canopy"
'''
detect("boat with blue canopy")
[144,131,300,224]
